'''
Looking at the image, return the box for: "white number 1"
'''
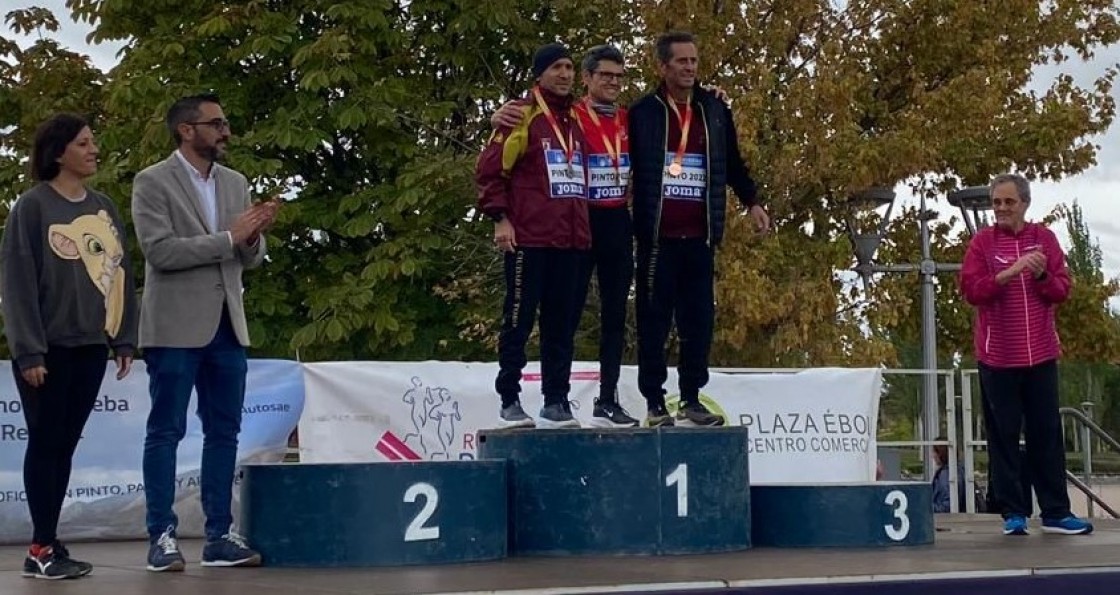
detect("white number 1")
[403,482,440,542]
[665,463,688,517]
[883,489,910,541]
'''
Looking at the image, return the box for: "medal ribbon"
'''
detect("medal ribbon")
[666,92,692,173]
[582,98,622,184]
[533,87,574,168]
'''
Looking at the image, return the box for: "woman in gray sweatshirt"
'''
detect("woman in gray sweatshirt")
[0,113,138,580]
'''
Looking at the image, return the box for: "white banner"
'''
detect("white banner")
[298,362,881,484]
[0,359,303,544]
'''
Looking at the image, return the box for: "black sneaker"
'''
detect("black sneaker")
[50,541,92,576]
[22,546,83,580]
[675,400,725,427]
[146,526,186,572]
[200,531,262,567]
[498,401,535,428]
[538,402,580,429]
[590,400,639,428]
[646,403,675,427]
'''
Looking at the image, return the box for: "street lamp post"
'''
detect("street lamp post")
[947,186,995,237]
[849,185,992,480]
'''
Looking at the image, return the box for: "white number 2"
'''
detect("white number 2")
[665,463,688,517]
[883,489,910,541]
[403,482,440,542]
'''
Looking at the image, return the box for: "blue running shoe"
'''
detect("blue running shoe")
[1041,515,1093,535]
[1003,516,1029,536]
[201,531,261,567]
[146,526,185,572]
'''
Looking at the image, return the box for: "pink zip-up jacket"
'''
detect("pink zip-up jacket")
[959,222,1071,368]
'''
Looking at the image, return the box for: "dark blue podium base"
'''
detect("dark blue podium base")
[478,427,750,556]
[751,483,934,547]
[241,461,507,567]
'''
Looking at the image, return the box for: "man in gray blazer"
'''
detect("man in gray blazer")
[131,93,278,572]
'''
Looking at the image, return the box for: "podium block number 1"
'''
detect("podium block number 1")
[665,463,688,517]
[883,489,910,541]
[403,482,440,542]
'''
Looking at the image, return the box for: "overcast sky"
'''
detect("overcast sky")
[12,1,1120,277]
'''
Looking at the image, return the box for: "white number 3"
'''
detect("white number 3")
[883,489,910,541]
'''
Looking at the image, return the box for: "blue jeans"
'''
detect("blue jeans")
[142,311,247,542]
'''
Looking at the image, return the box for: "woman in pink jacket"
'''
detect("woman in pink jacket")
[960,173,1092,537]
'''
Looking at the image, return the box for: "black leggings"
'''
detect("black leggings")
[13,345,107,545]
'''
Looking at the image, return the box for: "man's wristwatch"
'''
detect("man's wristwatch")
[489,212,505,223]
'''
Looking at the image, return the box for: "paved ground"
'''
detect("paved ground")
[2,515,1118,595]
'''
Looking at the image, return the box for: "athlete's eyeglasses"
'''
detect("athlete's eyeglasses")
[187,118,231,131]
[593,71,626,82]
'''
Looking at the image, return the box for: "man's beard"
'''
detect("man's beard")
[197,140,226,162]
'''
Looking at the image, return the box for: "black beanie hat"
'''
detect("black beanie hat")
[532,43,571,78]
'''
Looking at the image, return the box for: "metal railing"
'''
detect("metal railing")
[1065,471,1120,518]
[1059,406,1120,519]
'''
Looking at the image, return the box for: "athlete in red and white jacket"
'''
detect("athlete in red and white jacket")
[960,216,1070,368]
[958,173,1091,537]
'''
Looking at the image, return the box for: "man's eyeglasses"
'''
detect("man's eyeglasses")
[593,71,626,82]
[187,118,231,131]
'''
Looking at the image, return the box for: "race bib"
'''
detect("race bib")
[545,148,586,198]
[662,153,706,202]
[587,153,630,201]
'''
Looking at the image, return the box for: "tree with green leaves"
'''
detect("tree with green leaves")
[28,0,636,361]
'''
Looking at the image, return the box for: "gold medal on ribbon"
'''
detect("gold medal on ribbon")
[666,93,692,180]
[533,87,574,172]
[581,99,623,185]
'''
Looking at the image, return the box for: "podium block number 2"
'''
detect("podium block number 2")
[883,489,910,541]
[403,482,440,542]
[665,463,688,517]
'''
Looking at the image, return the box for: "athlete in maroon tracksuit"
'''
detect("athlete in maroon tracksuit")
[476,43,591,429]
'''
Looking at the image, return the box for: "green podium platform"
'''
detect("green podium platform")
[751,482,935,547]
[240,461,507,566]
[478,426,751,555]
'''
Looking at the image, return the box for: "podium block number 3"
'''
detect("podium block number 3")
[665,463,688,517]
[883,489,910,541]
[403,482,440,542]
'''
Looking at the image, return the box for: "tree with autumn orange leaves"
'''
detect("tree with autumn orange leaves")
[639,1,1118,370]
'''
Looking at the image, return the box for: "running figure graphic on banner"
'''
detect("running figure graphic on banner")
[401,377,462,460]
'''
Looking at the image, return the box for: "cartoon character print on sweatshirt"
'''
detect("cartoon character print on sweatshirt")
[47,210,125,338]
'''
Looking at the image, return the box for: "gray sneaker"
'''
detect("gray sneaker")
[646,403,675,427]
[499,402,535,428]
[538,402,580,429]
[675,400,724,427]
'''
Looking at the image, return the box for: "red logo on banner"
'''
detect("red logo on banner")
[375,431,421,461]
